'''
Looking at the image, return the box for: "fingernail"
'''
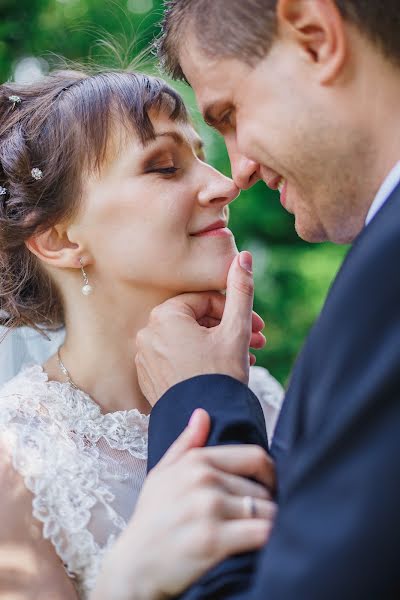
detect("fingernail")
[239,251,253,274]
[188,409,200,428]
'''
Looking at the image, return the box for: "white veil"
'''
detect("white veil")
[0,326,65,387]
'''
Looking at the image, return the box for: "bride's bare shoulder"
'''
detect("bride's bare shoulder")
[0,443,78,599]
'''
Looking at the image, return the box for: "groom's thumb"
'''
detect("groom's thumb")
[159,409,211,467]
[222,252,254,340]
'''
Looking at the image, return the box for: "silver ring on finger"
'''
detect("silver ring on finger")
[242,495,257,518]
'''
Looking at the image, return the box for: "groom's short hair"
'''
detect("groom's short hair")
[158,0,400,81]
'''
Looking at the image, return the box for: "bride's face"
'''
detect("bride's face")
[69,110,240,296]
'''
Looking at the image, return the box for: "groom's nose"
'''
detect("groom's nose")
[227,143,260,190]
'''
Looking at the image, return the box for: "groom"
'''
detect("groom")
[136,0,400,597]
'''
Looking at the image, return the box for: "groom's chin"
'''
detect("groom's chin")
[293,212,328,244]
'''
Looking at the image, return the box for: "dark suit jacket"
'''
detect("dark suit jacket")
[147,183,400,599]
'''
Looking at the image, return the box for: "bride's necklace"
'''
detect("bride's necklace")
[57,347,80,390]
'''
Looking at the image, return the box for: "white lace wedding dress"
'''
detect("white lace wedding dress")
[0,363,284,599]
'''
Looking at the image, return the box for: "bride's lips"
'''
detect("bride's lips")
[191,220,233,238]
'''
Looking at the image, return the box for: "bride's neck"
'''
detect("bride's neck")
[46,285,172,415]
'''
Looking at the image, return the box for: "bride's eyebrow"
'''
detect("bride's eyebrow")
[148,131,205,156]
[151,131,185,146]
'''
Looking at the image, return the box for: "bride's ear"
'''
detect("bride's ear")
[25,224,89,269]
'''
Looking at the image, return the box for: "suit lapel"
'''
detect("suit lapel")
[270,183,400,476]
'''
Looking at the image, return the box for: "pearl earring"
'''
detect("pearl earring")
[79,258,93,296]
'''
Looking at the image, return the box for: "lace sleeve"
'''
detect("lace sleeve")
[248,366,285,442]
[0,370,129,599]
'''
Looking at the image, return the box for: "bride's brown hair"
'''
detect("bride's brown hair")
[0,69,187,333]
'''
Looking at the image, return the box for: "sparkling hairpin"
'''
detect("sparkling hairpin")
[8,95,21,110]
[31,168,43,181]
[0,186,7,196]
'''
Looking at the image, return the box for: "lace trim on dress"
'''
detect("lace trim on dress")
[0,363,283,598]
[249,366,284,409]
[0,364,149,598]
[1,364,150,458]
[248,366,285,440]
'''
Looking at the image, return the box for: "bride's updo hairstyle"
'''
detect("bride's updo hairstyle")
[0,69,187,333]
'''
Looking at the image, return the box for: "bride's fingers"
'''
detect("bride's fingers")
[221,496,277,521]
[219,472,271,501]
[249,353,257,367]
[214,519,273,560]
[201,445,276,491]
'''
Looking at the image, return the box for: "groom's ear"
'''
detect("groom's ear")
[276,0,347,85]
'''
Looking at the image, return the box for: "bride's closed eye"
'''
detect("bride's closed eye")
[147,166,180,176]
[143,149,181,177]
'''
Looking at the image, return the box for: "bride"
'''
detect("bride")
[0,68,283,599]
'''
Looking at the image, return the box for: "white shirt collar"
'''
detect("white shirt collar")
[365,160,400,226]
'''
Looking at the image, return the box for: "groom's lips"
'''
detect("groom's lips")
[263,172,291,212]
[263,174,282,190]
[191,220,232,237]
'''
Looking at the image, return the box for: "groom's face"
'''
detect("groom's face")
[179,23,372,244]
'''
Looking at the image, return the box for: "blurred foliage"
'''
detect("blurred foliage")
[1,0,348,384]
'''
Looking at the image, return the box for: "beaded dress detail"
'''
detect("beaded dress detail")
[0,364,283,598]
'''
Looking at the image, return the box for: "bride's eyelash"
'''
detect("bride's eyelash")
[157,167,179,174]
[148,167,180,175]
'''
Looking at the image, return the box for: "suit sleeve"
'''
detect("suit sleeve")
[147,341,400,600]
[147,201,400,599]
[175,365,400,600]
[147,374,269,471]
[147,374,269,600]
[244,369,400,600]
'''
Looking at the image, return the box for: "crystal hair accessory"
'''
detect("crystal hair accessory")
[0,186,7,196]
[79,258,93,296]
[31,168,43,181]
[8,95,21,109]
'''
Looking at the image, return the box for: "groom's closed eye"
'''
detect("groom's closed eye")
[203,102,234,131]
[219,110,234,127]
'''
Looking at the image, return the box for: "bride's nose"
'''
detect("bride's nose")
[197,168,240,208]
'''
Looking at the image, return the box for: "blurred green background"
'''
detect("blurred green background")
[1,0,348,385]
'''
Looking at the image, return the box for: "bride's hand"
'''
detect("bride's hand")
[91,409,276,600]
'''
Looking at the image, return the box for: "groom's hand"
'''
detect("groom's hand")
[136,252,266,406]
